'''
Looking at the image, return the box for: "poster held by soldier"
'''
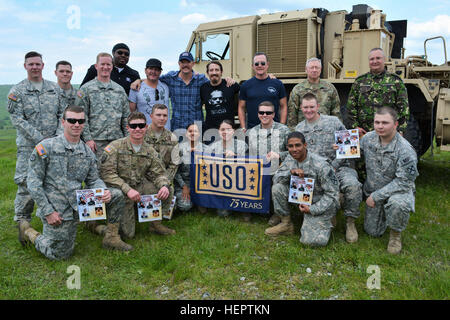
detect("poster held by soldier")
[77,188,107,221]
[288,176,314,205]
[163,196,176,220]
[335,129,360,159]
[137,194,162,222]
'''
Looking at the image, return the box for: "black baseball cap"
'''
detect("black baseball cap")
[146,58,162,70]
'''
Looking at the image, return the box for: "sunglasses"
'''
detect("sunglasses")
[155,88,159,101]
[116,50,129,56]
[129,123,146,129]
[65,118,85,124]
[258,111,274,115]
[254,61,266,66]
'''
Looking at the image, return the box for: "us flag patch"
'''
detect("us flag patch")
[8,93,17,101]
[35,144,47,157]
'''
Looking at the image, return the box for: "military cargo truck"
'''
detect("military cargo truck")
[186,4,450,156]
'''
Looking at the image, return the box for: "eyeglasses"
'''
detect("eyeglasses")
[254,61,266,66]
[258,111,274,115]
[65,118,85,124]
[116,50,129,56]
[129,123,146,129]
[155,88,159,101]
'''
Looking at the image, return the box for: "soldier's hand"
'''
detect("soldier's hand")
[157,186,169,200]
[130,79,143,91]
[224,150,236,158]
[127,189,141,202]
[182,185,190,201]
[290,168,304,178]
[102,189,112,203]
[357,127,366,138]
[332,144,339,150]
[46,212,63,226]
[366,195,376,208]
[299,204,310,214]
[266,151,280,162]
[86,140,97,152]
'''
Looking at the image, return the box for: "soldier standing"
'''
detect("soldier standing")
[75,52,130,159]
[100,112,173,239]
[295,93,362,243]
[144,104,180,234]
[346,48,409,136]
[54,60,76,107]
[20,105,132,260]
[7,51,64,233]
[287,57,341,129]
[360,107,418,254]
[265,131,340,247]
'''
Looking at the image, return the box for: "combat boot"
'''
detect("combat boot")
[387,230,402,254]
[345,217,358,243]
[149,221,176,235]
[102,223,133,251]
[265,216,294,236]
[24,228,41,245]
[18,220,31,246]
[86,221,107,236]
[268,214,281,226]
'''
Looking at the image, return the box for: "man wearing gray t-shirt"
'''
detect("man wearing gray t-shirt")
[129,58,170,130]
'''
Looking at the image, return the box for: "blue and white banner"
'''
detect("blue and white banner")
[190,152,271,214]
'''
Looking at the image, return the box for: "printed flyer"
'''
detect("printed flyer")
[335,129,360,159]
[76,188,107,221]
[137,194,162,222]
[288,176,314,205]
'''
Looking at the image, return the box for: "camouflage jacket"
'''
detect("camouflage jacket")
[295,115,348,170]
[174,141,207,189]
[346,71,409,132]
[7,79,64,147]
[27,134,105,220]
[57,85,76,108]
[273,152,340,216]
[205,138,248,156]
[360,131,418,205]
[144,128,180,182]
[99,136,170,195]
[287,79,341,129]
[247,121,291,162]
[75,78,129,141]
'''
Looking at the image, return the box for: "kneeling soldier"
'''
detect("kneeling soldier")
[266,131,340,246]
[100,112,174,238]
[21,105,131,260]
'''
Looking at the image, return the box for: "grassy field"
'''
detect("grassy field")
[0,127,448,300]
[0,85,448,301]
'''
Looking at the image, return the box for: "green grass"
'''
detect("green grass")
[0,128,448,300]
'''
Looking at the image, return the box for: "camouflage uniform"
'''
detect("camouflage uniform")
[7,79,64,222]
[99,137,171,239]
[174,141,207,211]
[272,152,340,246]
[75,78,129,159]
[346,71,409,133]
[360,131,418,237]
[247,121,291,173]
[295,115,362,218]
[205,138,247,156]
[287,79,341,129]
[57,85,76,107]
[27,134,124,260]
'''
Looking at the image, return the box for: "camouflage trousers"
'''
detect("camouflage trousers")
[117,179,174,239]
[34,188,124,260]
[13,147,35,222]
[175,185,193,212]
[364,191,414,237]
[272,183,336,247]
[336,166,362,218]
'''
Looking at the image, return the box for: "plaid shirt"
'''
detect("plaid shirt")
[160,71,209,131]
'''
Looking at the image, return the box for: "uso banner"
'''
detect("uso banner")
[190,152,271,214]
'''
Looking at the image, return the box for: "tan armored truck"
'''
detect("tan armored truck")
[186,4,450,156]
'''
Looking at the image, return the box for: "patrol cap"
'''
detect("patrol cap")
[179,52,194,62]
[146,58,162,70]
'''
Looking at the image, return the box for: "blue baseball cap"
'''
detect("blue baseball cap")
[179,51,194,62]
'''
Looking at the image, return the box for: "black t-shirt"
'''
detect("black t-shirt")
[200,79,240,132]
[80,64,140,96]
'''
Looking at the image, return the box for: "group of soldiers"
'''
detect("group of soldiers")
[8,44,418,261]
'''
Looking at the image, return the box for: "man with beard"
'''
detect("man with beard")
[200,61,240,144]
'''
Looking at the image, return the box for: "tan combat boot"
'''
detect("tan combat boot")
[86,221,107,236]
[265,215,294,236]
[18,220,31,246]
[346,217,358,243]
[387,230,402,254]
[102,223,133,251]
[24,228,41,245]
[268,214,281,227]
[149,221,176,235]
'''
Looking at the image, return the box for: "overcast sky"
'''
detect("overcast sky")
[1,0,449,84]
